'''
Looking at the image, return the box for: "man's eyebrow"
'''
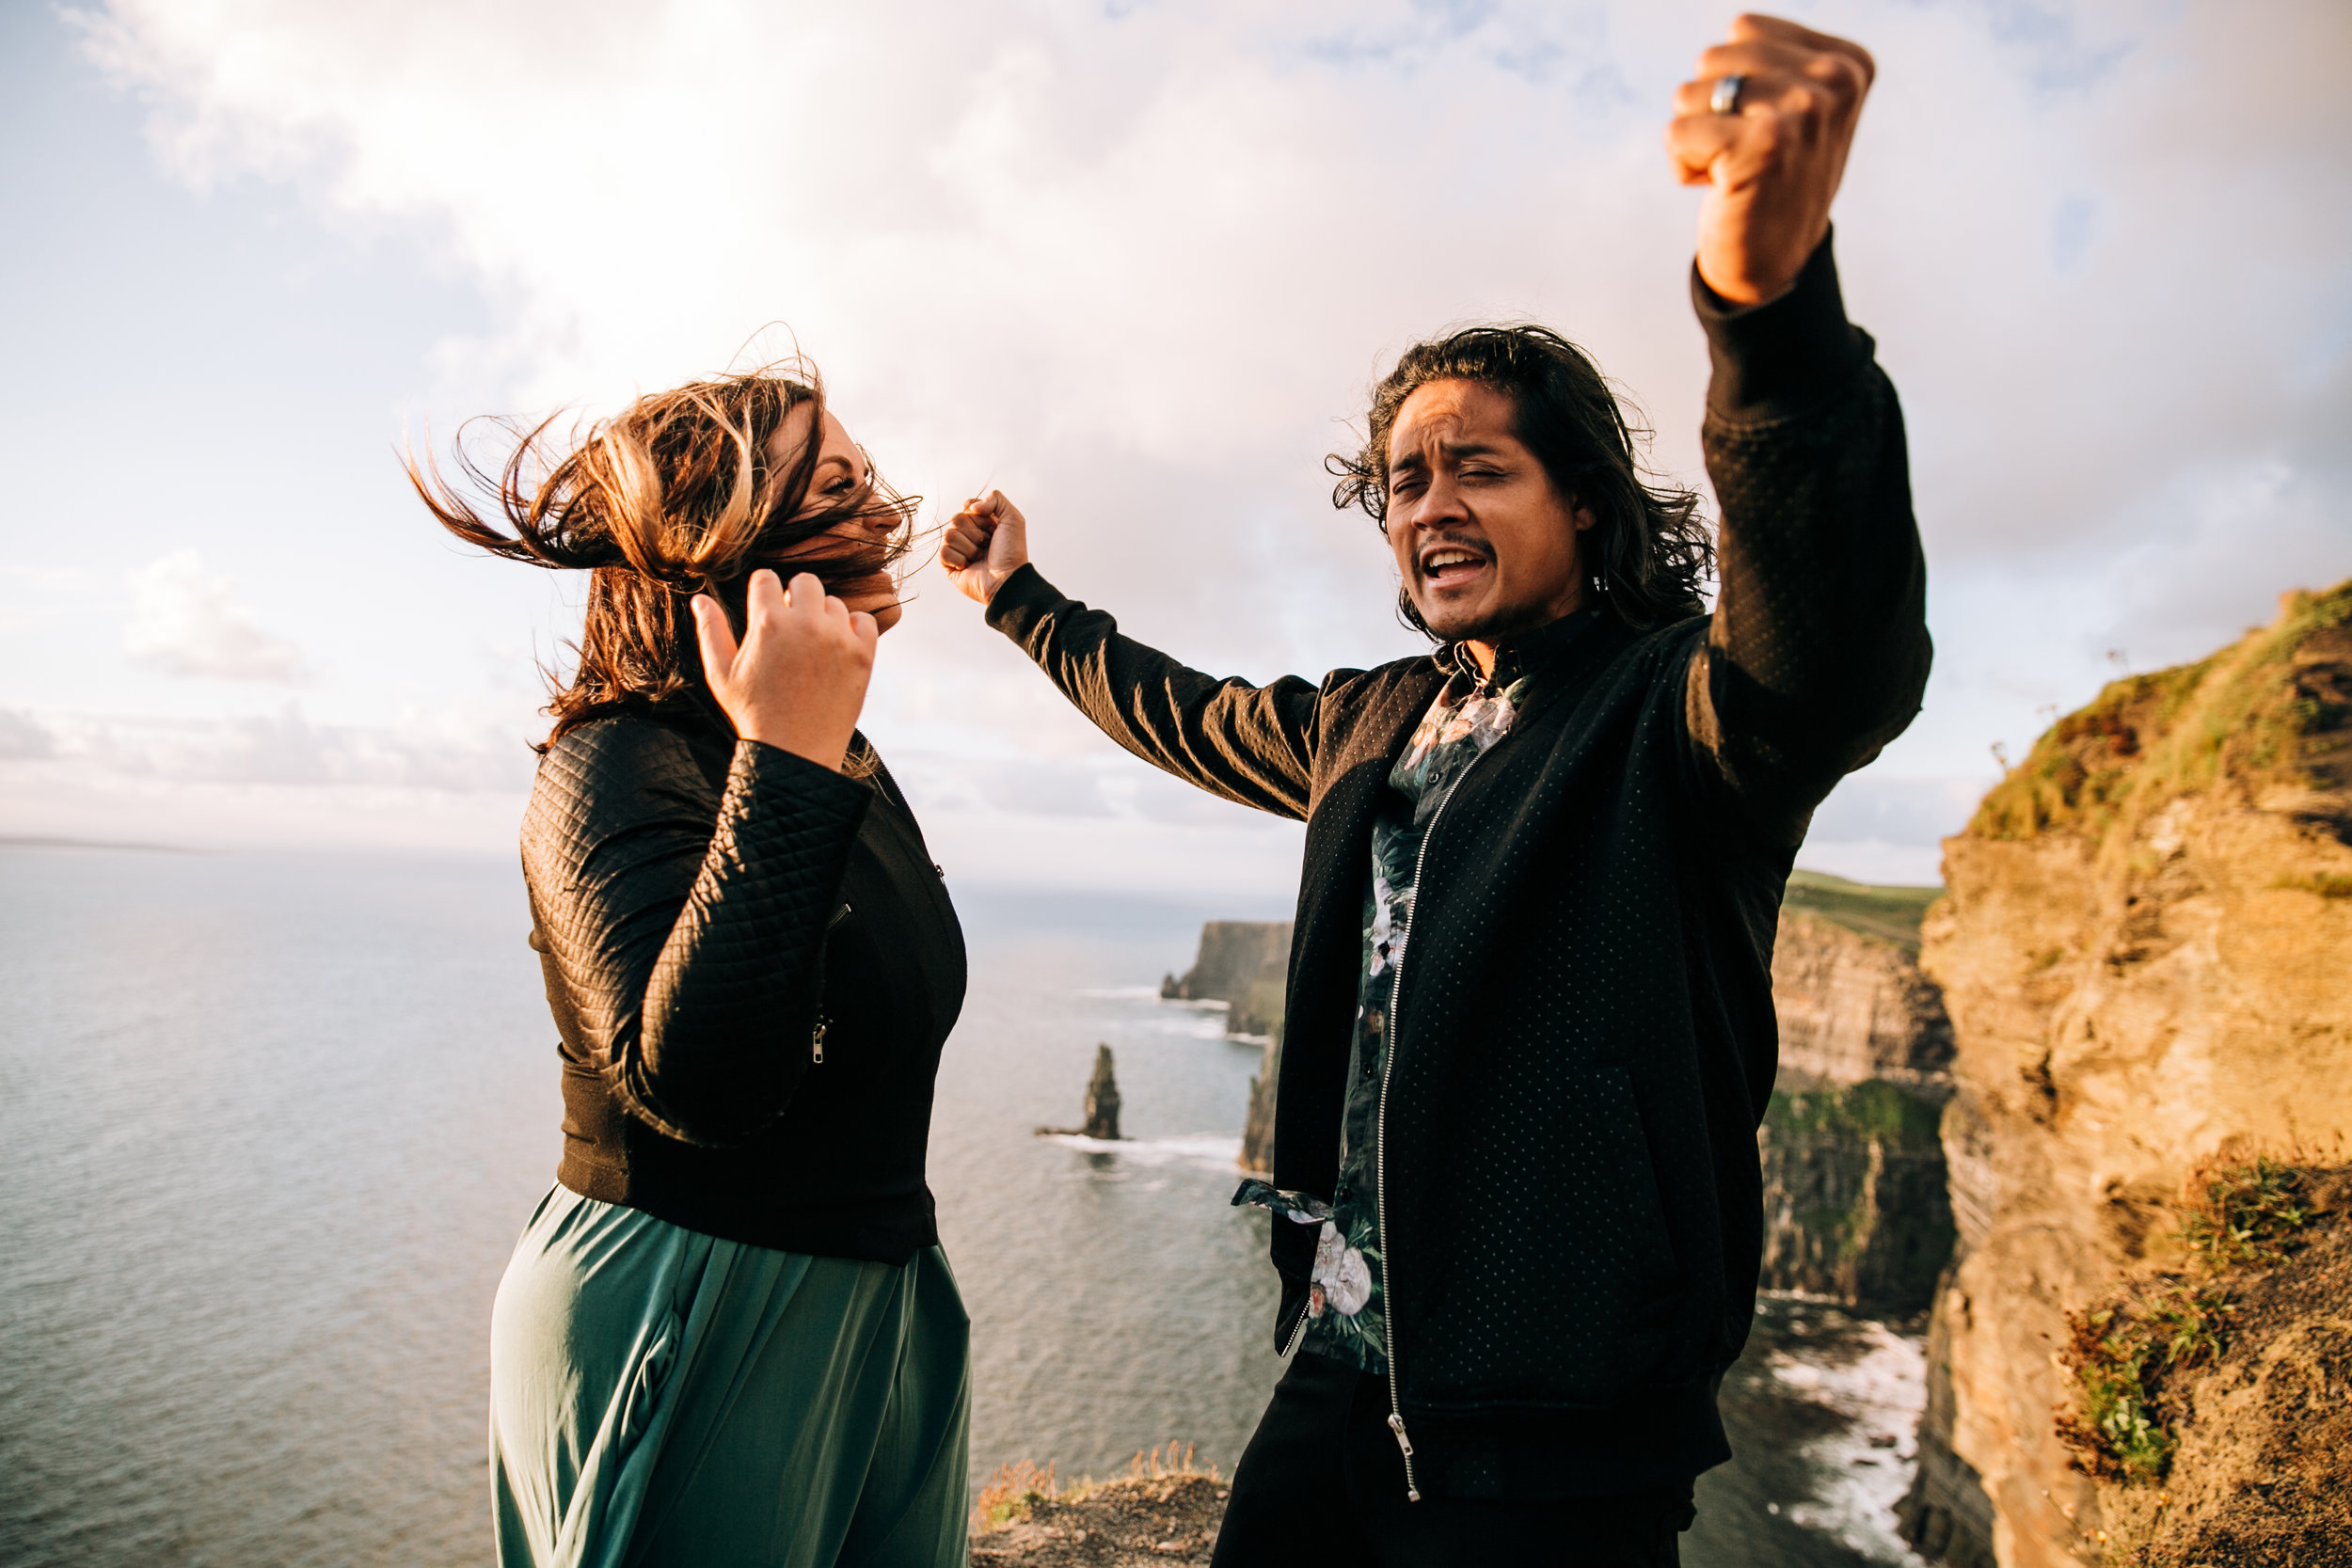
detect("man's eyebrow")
[1439,438,1506,460]
[1390,438,1504,473]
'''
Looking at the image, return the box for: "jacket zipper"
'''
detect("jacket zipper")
[1376,730,1504,1505]
[812,903,851,1064]
[1280,1301,1311,1360]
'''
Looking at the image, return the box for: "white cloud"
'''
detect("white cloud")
[124,549,304,682]
[11,705,528,791]
[0,709,54,760]
[52,0,2352,880]
[0,703,538,850]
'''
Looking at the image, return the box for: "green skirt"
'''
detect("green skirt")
[489,1184,970,1568]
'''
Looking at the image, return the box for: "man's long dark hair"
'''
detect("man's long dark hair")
[1329,325,1713,636]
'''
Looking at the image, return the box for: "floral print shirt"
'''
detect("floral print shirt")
[1302,659,1534,1373]
[1235,608,1594,1373]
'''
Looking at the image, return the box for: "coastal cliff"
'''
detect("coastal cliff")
[1899,582,2352,1567]
[1760,882,1955,1309]
[1161,922,1290,1038]
[1183,878,1960,1302]
[1164,922,1290,1175]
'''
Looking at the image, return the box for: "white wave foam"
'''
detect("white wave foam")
[1038,1132,1243,1171]
[1770,1318,1931,1565]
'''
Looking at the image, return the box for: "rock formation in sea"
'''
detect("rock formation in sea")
[1896,582,2352,1568]
[1082,1045,1121,1141]
[1037,1044,1125,1140]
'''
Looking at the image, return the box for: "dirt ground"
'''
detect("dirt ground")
[968,1473,1230,1567]
[2100,1170,2352,1566]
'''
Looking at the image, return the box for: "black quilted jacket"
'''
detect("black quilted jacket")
[520,705,965,1263]
[986,237,1931,1498]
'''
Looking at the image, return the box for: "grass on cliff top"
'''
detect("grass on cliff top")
[972,1443,1220,1533]
[1781,869,1942,952]
[1972,578,2352,845]
[1765,1078,1945,1148]
[2058,1156,2318,1484]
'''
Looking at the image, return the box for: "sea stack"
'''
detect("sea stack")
[1081,1044,1121,1140]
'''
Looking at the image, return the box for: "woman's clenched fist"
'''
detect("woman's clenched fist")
[691,570,877,772]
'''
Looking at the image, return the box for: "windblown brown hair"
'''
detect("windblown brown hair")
[407,360,916,749]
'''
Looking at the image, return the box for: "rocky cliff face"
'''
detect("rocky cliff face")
[1194,886,1963,1280]
[1163,922,1291,1038]
[1745,872,1961,1311]
[1899,583,2352,1567]
[1757,898,1957,1309]
[1162,921,1291,1175]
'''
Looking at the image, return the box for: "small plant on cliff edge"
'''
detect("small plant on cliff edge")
[2055,1283,2232,1483]
[2182,1155,2311,1270]
[969,1443,1222,1533]
[2056,1155,2317,1484]
[971,1460,1058,1530]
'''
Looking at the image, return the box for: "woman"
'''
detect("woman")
[411,364,970,1568]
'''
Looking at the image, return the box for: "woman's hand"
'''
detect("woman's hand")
[691,570,877,772]
[940,490,1029,605]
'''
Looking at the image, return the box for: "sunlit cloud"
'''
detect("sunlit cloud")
[124,550,305,682]
[27,0,2352,881]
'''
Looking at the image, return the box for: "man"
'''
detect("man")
[941,15,1927,1565]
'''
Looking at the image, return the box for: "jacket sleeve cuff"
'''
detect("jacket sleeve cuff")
[730,737,874,826]
[1692,229,1872,424]
[981,562,1069,642]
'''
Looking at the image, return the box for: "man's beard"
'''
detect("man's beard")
[1403,587,1564,647]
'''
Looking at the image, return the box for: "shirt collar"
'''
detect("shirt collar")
[1438,605,1597,696]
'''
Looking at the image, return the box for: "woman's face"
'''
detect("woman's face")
[766,403,903,633]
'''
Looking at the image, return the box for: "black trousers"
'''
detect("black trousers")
[1210,1352,1693,1568]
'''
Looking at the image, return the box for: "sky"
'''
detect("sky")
[1,0,2346,901]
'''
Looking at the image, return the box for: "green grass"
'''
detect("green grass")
[1766,1078,1946,1148]
[2182,1155,2312,1270]
[1974,578,2352,846]
[1781,870,1944,953]
[2057,1156,2316,1484]
[2058,1281,2235,1483]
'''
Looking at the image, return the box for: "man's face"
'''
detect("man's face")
[1385,378,1594,647]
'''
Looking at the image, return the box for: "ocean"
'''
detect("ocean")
[0,845,1926,1566]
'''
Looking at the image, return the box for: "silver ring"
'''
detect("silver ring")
[1709,73,1746,117]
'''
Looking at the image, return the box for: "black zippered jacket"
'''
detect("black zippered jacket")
[985,238,1930,1497]
[521,710,966,1264]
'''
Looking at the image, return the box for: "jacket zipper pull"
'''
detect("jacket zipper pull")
[1386,1412,1422,1502]
[811,1014,828,1065]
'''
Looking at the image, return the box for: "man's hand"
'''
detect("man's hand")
[1668,14,1873,306]
[691,570,877,772]
[940,490,1030,605]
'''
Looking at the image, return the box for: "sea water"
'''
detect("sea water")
[0,846,1924,1566]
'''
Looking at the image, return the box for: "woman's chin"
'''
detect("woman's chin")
[866,598,905,634]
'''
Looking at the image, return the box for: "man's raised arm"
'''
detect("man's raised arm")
[941,491,1327,820]
[1667,15,1932,841]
